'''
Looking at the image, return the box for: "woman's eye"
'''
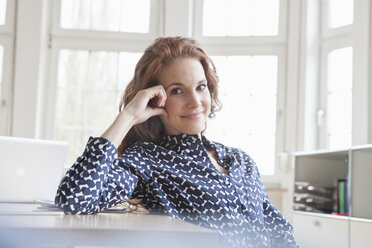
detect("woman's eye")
[197,84,207,90]
[170,88,182,95]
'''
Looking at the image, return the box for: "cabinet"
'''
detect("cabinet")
[349,218,372,248]
[292,213,348,248]
[292,145,372,248]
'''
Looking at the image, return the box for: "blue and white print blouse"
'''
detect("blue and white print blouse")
[55,134,298,248]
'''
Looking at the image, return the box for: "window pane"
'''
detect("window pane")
[203,0,279,36]
[206,55,278,175]
[119,0,150,33]
[55,128,85,168]
[86,90,117,128]
[61,0,91,29]
[0,0,6,25]
[118,52,142,90]
[0,45,3,89]
[327,47,352,149]
[60,0,150,33]
[55,88,85,126]
[55,49,140,166]
[328,0,353,28]
[87,51,118,90]
[58,49,89,88]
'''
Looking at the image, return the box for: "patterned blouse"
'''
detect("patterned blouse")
[55,134,298,248]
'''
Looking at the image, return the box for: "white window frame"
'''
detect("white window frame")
[192,0,289,184]
[42,0,164,139]
[44,0,294,185]
[192,0,288,46]
[0,0,15,135]
[319,38,352,149]
[318,0,353,149]
[318,0,370,149]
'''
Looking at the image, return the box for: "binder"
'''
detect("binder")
[338,180,346,214]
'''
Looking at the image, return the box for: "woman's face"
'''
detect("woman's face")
[158,57,211,135]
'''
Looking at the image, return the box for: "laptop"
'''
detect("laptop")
[0,136,68,203]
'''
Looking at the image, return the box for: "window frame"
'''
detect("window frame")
[43,0,164,139]
[319,38,353,149]
[298,0,371,152]
[192,0,288,46]
[46,0,290,184]
[192,0,288,184]
[318,0,354,149]
[0,0,15,135]
[51,0,163,43]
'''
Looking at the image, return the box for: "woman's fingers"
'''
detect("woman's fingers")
[125,85,168,124]
[101,85,167,147]
[147,85,167,107]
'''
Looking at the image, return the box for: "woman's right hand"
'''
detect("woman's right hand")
[123,85,168,125]
[101,85,168,148]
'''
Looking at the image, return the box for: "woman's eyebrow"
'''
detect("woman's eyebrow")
[165,80,207,90]
[165,82,183,90]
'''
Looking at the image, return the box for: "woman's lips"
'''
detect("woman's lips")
[181,112,203,119]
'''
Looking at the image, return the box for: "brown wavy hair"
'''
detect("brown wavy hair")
[117,37,221,156]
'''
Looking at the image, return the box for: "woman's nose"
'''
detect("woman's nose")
[187,91,201,107]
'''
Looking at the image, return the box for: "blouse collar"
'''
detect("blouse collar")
[159,133,204,154]
[158,133,233,169]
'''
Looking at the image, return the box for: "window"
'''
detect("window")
[202,0,279,36]
[0,0,14,135]
[328,0,353,29]
[195,0,286,179]
[49,0,161,166]
[60,0,150,33]
[0,0,6,25]
[326,47,352,149]
[55,50,141,164]
[319,0,354,149]
[207,56,278,175]
[49,0,288,181]
[0,0,7,130]
[0,46,3,89]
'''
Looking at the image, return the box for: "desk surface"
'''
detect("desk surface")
[0,203,218,248]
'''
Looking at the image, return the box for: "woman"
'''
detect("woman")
[55,37,298,248]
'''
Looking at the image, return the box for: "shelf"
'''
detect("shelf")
[349,217,372,223]
[294,150,349,186]
[293,210,349,220]
[293,145,372,248]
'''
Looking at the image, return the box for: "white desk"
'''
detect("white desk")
[0,203,218,248]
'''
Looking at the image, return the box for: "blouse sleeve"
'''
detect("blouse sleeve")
[55,137,139,214]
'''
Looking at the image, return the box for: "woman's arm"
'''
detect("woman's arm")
[262,197,299,247]
[55,137,138,214]
[101,85,167,148]
[253,163,298,247]
[241,151,299,247]
[55,85,168,214]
